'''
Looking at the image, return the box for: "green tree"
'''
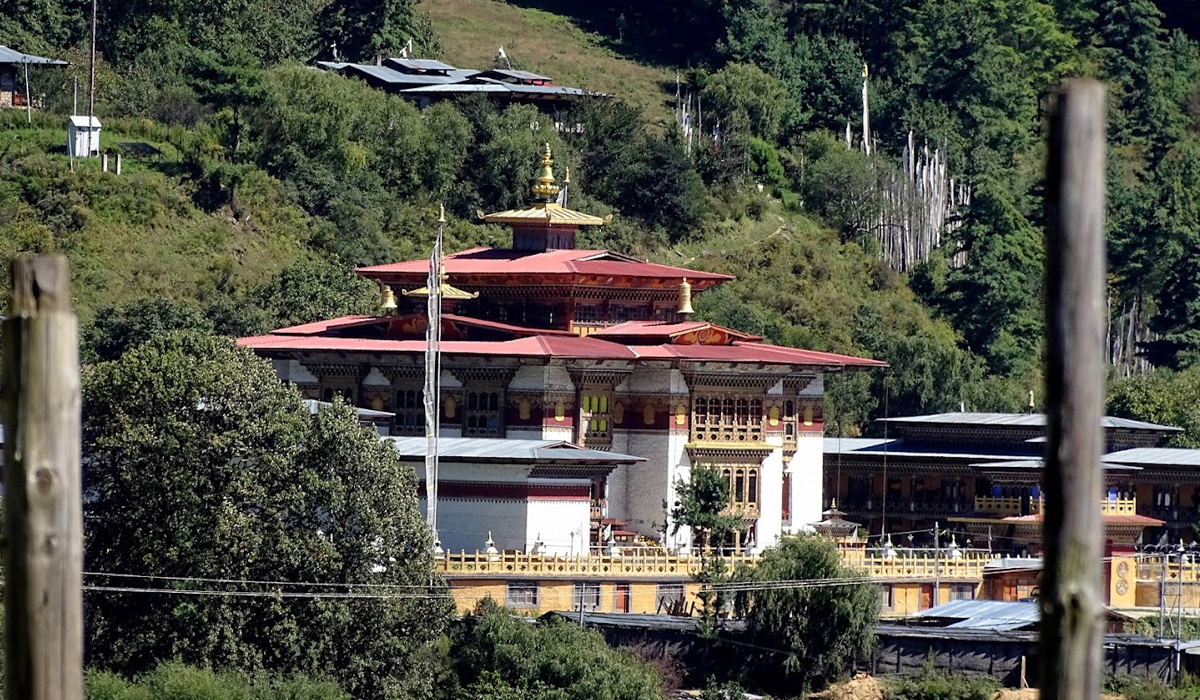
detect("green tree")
[937,183,1043,375]
[252,258,375,330]
[448,601,666,700]
[83,332,451,700]
[733,536,877,693]
[1108,366,1200,447]
[670,464,741,552]
[699,63,789,141]
[317,0,437,63]
[83,297,214,364]
[190,45,266,158]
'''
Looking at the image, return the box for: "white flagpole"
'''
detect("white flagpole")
[861,63,871,156]
[424,204,445,545]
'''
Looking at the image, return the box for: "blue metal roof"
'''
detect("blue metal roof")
[883,412,1181,432]
[385,57,457,72]
[914,599,1041,631]
[387,437,644,464]
[0,46,67,65]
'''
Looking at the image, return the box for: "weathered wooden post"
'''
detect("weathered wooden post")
[1040,79,1107,700]
[2,256,83,700]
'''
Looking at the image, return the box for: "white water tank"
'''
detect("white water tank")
[67,115,101,157]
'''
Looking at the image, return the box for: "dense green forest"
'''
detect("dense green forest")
[0,0,1198,438]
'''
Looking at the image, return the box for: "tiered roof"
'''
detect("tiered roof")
[241,145,884,372]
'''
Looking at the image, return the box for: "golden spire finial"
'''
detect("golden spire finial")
[438,202,446,224]
[531,142,560,203]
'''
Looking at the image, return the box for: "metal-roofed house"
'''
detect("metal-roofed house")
[824,410,1200,612]
[313,56,604,111]
[0,46,67,109]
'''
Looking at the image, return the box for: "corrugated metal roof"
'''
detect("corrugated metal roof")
[302,399,392,419]
[883,412,1181,432]
[1105,447,1200,467]
[984,557,1043,572]
[823,437,1027,461]
[341,64,462,85]
[487,68,552,82]
[385,57,456,72]
[0,46,68,64]
[387,437,643,463]
[971,458,1142,472]
[914,600,1042,631]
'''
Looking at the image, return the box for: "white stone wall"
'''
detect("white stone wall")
[757,447,785,552]
[526,497,591,555]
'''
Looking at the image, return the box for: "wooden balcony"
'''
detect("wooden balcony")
[973,495,1137,516]
[435,551,758,579]
[434,546,995,582]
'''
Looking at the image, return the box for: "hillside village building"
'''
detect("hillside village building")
[314,57,602,111]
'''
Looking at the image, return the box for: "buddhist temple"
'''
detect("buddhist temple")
[240,143,885,564]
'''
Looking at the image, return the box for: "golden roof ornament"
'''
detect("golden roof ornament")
[378,283,398,315]
[531,142,560,202]
[678,277,694,317]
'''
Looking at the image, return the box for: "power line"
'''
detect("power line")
[82,585,449,600]
[84,571,444,590]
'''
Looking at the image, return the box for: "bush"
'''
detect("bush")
[883,671,998,700]
[86,663,348,700]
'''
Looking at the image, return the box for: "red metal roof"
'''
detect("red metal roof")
[271,315,376,336]
[591,321,709,337]
[239,332,884,368]
[590,320,763,342]
[357,248,732,283]
[1004,513,1164,526]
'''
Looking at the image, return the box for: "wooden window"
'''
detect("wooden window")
[464,389,503,437]
[321,386,355,404]
[690,393,765,443]
[610,303,649,322]
[579,392,612,447]
[506,582,539,608]
[947,584,975,602]
[575,303,604,324]
[879,585,894,610]
[392,388,425,436]
[656,583,684,608]
[573,582,602,611]
[720,467,760,510]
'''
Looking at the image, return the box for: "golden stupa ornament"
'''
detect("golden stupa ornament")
[531,142,560,202]
[678,277,694,317]
[379,283,398,315]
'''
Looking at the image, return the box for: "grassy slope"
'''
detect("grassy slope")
[422,0,675,128]
[0,116,309,322]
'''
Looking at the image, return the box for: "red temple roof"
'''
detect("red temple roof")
[237,331,885,368]
[357,248,732,289]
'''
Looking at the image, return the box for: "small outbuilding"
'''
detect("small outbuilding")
[0,45,67,109]
[68,115,101,158]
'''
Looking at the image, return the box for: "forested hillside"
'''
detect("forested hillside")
[0,0,1198,437]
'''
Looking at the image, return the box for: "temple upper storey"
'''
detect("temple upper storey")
[355,144,731,335]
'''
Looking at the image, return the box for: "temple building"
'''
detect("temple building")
[240,145,884,562]
[822,412,1190,555]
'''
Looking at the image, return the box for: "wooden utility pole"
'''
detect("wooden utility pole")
[2,256,83,700]
[1040,79,1107,700]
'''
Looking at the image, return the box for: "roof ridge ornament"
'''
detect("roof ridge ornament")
[531,142,560,203]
